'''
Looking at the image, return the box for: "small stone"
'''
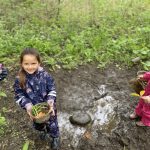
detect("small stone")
[131,57,141,63]
[69,112,91,126]
[46,146,50,149]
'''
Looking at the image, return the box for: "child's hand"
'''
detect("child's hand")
[25,103,34,120]
[137,74,144,80]
[47,100,55,116]
[50,106,55,116]
[141,96,150,103]
[27,111,35,121]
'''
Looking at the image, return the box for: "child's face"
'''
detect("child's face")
[21,54,40,74]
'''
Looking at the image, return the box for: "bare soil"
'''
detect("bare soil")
[0,63,150,150]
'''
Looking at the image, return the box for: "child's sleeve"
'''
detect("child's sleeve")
[45,73,56,103]
[143,72,150,81]
[13,78,32,109]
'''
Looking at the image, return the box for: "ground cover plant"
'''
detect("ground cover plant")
[0,0,149,69]
[0,91,7,135]
[0,113,7,135]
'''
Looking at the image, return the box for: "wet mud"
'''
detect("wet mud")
[0,64,150,150]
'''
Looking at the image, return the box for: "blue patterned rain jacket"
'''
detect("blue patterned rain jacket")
[13,67,56,109]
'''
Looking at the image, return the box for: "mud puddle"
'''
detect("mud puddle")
[1,64,150,150]
[58,83,119,149]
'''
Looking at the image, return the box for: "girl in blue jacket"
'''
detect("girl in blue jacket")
[13,48,60,150]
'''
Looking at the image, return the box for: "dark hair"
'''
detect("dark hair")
[18,48,41,89]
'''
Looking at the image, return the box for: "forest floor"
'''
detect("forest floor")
[0,63,150,150]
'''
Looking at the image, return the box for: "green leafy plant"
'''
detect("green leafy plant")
[31,103,49,117]
[0,91,7,97]
[0,91,7,135]
[142,61,150,70]
[0,0,149,69]
[0,113,7,135]
[22,140,30,150]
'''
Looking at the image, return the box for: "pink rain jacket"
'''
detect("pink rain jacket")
[135,72,150,126]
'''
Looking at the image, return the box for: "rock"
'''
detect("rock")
[131,57,141,63]
[69,112,91,126]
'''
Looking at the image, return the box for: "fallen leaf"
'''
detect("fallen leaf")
[83,131,92,139]
[130,93,139,97]
[140,90,145,96]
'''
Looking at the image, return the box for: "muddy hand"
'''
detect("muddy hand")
[49,106,55,116]
[48,100,55,116]
[27,111,35,121]
[25,103,35,121]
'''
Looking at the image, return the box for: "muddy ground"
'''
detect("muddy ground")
[0,63,150,150]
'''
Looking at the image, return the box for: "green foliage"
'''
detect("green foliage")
[2,107,9,113]
[22,140,30,150]
[142,61,150,70]
[0,91,7,97]
[31,103,49,116]
[0,113,7,135]
[0,0,149,69]
[0,91,7,135]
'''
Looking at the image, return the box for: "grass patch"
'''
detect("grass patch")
[0,0,149,69]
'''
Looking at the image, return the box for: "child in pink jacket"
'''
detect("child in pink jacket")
[130,72,150,126]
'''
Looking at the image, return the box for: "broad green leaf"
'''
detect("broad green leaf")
[141,51,148,55]
[130,93,139,97]
[145,61,150,66]
[0,92,7,97]
[0,114,7,126]
[22,140,30,150]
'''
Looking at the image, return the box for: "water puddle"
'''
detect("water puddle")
[58,112,86,147]
[58,84,119,148]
